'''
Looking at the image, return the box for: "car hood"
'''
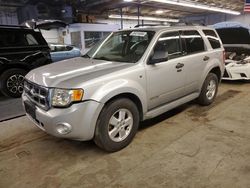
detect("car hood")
[213,22,250,53]
[25,57,135,88]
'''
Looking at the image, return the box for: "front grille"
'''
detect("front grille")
[24,80,50,110]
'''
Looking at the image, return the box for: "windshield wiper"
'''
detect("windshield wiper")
[93,56,112,61]
[82,54,90,58]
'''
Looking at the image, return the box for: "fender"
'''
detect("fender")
[198,57,224,90]
[89,78,148,115]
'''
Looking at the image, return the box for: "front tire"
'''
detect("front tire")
[94,98,139,152]
[197,73,218,106]
[0,69,27,98]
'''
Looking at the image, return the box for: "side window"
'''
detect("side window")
[0,30,27,47]
[25,34,39,46]
[203,30,221,49]
[181,30,205,54]
[152,32,182,62]
[66,46,73,51]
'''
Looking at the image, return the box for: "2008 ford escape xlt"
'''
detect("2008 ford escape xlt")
[22,26,225,152]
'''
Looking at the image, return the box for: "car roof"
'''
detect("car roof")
[0,25,34,31]
[120,25,214,33]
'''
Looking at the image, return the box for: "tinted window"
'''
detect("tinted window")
[0,30,27,47]
[153,32,182,60]
[50,45,73,52]
[203,30,221,49]
[181,30,205,54]
[0,30,41,47]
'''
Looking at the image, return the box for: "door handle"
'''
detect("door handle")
[175,63,184,69]
[203,56,210,61]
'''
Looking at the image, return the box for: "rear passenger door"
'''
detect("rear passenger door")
[180,30,208,94]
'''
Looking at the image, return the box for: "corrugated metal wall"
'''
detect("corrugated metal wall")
[0,10,18,25]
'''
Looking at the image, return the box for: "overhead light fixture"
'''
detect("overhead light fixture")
[156,10,164,14]
[109,14,179,22]
[124,0,133,2]
[150,0,241,15]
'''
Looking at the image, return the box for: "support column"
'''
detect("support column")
[120,8,123,30]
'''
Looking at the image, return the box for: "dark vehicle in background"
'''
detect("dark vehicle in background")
[0,25,52,97]
[49,43,81,62]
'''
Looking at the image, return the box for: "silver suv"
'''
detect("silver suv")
[22,26,225,152]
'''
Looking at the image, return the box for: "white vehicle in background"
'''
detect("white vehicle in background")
[213,22,250,80]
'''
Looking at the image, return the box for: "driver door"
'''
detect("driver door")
[146,31,188,110]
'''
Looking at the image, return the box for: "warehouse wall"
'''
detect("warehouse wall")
[0,10,18,25]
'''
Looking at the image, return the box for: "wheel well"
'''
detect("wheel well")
[105,93,143,121]
[0,64,29,75]
[209,67,221,81]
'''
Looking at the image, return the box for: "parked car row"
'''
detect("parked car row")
[1,22,249,151]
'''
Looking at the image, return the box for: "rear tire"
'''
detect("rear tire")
[0,69,27,98]
[94,98,139,152]
[197,73,218,106]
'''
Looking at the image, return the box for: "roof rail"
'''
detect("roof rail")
[134,24,169,28]
[134,22,205,28]
[170,22,205,26]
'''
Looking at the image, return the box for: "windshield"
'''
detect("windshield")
[85,30,155,63]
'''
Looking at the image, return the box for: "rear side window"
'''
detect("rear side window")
[0,30,40,47]
[0,30,27,47]
[203,30,221,49]
[181,30,205,54]
[154,32,182,60]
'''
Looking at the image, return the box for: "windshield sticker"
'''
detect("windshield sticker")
[130,31,147,37]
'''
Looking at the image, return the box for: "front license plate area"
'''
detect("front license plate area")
[24,101,36,120]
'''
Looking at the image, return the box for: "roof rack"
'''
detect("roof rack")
[170,22,205,26]
[134,22,205,28]
[134,24,169,28]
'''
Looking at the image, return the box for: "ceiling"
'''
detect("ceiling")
[0,0,245,19]
[80,0,245,19]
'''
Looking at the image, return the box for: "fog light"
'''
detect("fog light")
[56,123,72,135]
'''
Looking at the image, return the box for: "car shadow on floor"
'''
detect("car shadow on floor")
[222,80,250,85]
[139,103,191,131]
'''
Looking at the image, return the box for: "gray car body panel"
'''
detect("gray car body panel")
[23,26,225,140]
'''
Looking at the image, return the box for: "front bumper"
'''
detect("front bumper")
[22,94,104,141]
[223,63,250,80]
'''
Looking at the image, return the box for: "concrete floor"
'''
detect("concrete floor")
[0,81,250,188]
[0,94,24,122]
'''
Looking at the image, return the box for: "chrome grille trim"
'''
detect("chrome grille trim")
[24,80,50,110]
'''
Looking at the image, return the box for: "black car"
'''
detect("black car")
[0,25,52,97]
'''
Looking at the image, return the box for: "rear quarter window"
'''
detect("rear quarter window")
[181,30,205,55]
[0,29,44,47]
[0,30,27,47]
[203,30,221,49]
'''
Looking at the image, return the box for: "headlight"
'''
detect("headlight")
[52,88,84,107]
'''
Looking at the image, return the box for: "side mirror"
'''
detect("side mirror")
[148,50,169,64]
